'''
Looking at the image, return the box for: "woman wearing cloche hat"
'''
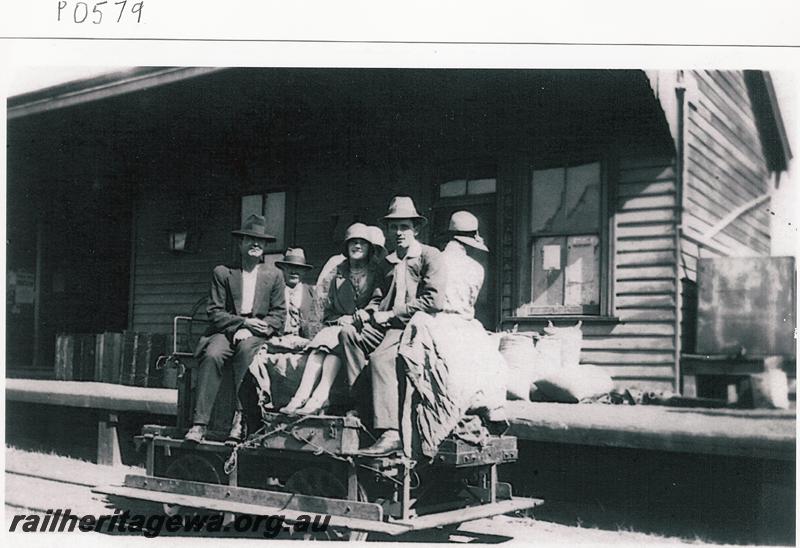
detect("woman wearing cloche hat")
[396,210,507,459]
[281,223,383,415]
[315,224,387,294]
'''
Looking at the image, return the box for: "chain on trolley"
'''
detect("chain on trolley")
[224,415,313,475]
[223,415,417,488]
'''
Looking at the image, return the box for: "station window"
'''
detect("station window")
[439,178,496,198]
[519,161,602,315]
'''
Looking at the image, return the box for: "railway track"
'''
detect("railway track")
[5,451,140,518]
[5,448,681,543]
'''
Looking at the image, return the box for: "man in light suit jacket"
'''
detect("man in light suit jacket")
[185,215,286,443]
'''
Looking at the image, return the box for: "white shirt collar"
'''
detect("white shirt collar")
[286,283,301,295]
[386,240,422,264]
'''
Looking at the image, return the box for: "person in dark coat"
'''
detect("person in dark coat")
[185,215,286,443]
[280,223,383,415]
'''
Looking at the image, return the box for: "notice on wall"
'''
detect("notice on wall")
[564,236,599,306]
[542,245,561,270]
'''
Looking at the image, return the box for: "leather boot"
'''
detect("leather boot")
[225,410,246,446]
[359,429,401,457]
[184,424,207,444]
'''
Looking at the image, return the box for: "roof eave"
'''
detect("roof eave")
[7,67,226,120]
[744,70,792,174]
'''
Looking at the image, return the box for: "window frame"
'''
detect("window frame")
[438,177,498,199]
[516,156,614,317]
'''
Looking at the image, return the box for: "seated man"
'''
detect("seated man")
[275,248,317,338]
[336,196,446,456]
[245,248,321,413]
[184,215,286,443]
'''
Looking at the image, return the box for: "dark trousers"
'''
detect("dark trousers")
[338,324,404,431]
[192,333,267,425]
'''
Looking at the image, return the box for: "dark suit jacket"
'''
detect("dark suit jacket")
[323,261,381,323]
[195,263,286,355]
[369,241,446,328]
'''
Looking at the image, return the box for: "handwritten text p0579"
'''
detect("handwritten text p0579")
[57,1,143,24]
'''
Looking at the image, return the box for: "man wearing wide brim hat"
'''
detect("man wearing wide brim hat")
[274,248,317,339]
[186,214,287,444]
[379,195,428,227]
[275,247,315,271]
[336,196,447,456]
[231,214,277,241]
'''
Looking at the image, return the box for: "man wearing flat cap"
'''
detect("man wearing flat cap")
[185,215,286,444]
[337,196,446,456]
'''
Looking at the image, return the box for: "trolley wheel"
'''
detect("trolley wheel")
[162,453,225,518]
[285,466,369,541]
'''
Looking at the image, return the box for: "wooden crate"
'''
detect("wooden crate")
[74,334,97,381]
[54,334,74,380]
[256,412,362,455]
[434,435,518,467]
[120,331,168,387]
[53,333,96,381]
[95,332,123,383]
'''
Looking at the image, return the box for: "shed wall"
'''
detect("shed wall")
[678,70,773,353]
[131,191,232,334]
[681,70,772,273]
[609,153,678,390]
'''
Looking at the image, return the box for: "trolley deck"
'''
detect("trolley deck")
[93,413,541,538]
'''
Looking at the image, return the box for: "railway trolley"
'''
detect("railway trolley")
[94,311,541,540]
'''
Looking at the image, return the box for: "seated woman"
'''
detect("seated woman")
[397,211,507,459]
[280,223,383,415]
[315,224,387,300]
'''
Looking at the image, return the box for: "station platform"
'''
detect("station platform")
[7,378,795,462]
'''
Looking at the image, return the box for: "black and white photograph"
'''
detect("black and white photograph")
[3,4,799,546]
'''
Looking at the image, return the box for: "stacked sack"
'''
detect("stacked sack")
[499,321,613,403]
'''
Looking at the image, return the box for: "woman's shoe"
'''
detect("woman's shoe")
[295,396,330,416]
[280,396,308,415]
